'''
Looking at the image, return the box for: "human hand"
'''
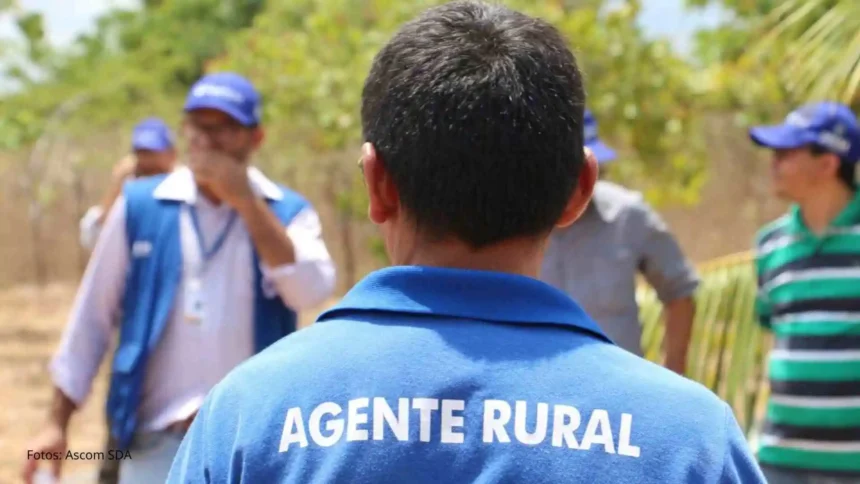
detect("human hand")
[183,411,198,431]
[21,423,67,484]
[112,154,137,181]
[188,149,255,208]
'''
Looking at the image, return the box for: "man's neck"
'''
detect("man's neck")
[797,185,854,234]
[197,185,223,206]
[401,237,546,278]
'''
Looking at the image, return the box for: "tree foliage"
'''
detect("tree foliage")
[0,0,269,286]
[689,0,860,111]
[0,0,720,279]
[0,0,710,200]
[0,0,266,153]
[749,0,860,106]
[215,0,707,206]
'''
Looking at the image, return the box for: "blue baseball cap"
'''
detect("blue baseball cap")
[131,117,173,152]
[183,72,261,126]
[584,109,617,164]
[749,101,860,164]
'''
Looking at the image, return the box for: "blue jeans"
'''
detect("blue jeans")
[118,431,184,484]
[762,465,860,484]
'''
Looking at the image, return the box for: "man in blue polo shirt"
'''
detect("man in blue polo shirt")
[168,2,764,482]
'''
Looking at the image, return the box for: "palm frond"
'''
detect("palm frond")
[744,0,860,105]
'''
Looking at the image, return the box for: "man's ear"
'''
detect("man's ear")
[361,142,399,225]
[825,152,844,179]
[556,147,598,229]
[252,127,265,149]
[163,149,179,170]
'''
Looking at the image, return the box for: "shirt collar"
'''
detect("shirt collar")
[788,189,860,233]
[317,266,613,344]
[152,166,283,203]
[589,182,621,222]
[831,189,860,227]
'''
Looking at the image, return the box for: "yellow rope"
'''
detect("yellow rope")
[695,250,754,272]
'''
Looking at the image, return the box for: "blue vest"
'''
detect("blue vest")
[106,174,309,450]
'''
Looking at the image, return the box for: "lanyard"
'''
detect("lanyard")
[188,205,238,270]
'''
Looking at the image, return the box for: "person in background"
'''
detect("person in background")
[167,3,763,483]
[81,119,177,484]
[21,72,336,484]
[540,109,698,374]
[80,117,178,250]
[749,101,860,483]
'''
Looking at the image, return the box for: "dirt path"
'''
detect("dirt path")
[0,283,331,483]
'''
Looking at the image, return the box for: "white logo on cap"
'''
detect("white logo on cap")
[818,131,851,154]
[785,109,852,154]
[192,84,244,104]
[584,124,598,140]
[786,112,811,128]
[135,131,160,146]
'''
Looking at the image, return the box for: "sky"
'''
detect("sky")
[0,0,137,45]
[0,0,728,55]
[637,0,727,53]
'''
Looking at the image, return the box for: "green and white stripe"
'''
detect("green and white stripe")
[754,193,860,475]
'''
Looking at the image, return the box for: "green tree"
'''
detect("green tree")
[750,1,860,106]
[0,0,268,285]
[237,0,706,205]
[0,0,712,285]
[212,0,708,279]
[689,0,860,108]
[0,0,268,151]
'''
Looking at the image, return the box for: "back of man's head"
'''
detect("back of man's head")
[361,1,585,249]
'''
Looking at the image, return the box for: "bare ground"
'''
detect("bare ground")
[0,283,332,484]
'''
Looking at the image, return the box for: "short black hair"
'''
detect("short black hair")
[361,1,585,248]
[810,145,857,190]
[838,161,857,191]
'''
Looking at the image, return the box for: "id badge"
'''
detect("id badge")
[184,277,205,324]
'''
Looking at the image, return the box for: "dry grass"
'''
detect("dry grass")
[0,283,333,483]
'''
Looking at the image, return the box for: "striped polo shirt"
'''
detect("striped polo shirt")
[754,190,860,475]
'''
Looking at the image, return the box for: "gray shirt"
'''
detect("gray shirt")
[540,181,699,355]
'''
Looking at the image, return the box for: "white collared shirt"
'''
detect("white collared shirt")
[79,205,106,251]
[52,167,335,432]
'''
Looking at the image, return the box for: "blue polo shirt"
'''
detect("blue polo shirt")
[167,266,764,483]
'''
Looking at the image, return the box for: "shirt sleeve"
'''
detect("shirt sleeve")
[719,404,767,483]
[50,196,129,406]
[260,206,336,310]
[79,205,105,251]
[634,201,700,303]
